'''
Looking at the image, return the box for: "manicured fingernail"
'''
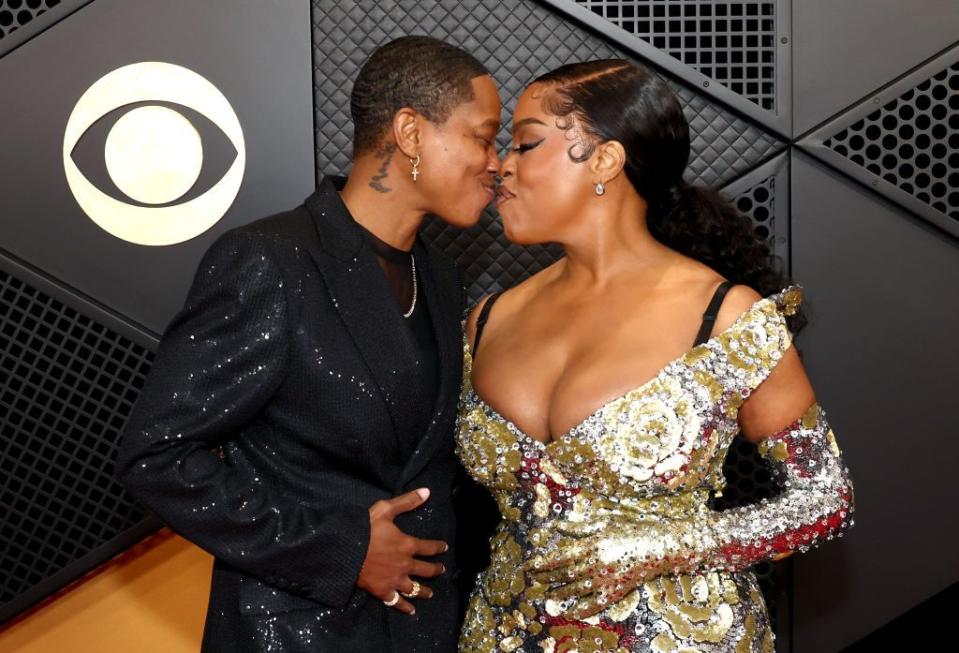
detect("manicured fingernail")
[416,488,430,500]
[444,543,449,552]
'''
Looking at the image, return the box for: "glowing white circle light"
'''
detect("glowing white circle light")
[64,62,246,246]
[105,105,203,205]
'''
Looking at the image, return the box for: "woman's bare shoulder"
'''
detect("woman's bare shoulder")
[464,258,565,348]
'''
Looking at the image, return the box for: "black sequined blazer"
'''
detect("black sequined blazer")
[118,176,467,652]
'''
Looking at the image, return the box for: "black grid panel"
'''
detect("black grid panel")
[576,0,778,110]
[312,0,783,303]
[0,0,61,40]
[824,60,959,224]
[0,267,155,612]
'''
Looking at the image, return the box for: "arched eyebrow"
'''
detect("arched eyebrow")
[513,118,548,129]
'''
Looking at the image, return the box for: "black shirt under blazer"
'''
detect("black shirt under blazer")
[118,176,466,652]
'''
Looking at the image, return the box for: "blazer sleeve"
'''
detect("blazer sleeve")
[117,229,371,609]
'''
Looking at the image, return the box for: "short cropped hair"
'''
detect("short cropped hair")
[350,35,490,156]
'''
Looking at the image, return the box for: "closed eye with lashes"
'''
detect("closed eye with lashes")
[512,138,545,154]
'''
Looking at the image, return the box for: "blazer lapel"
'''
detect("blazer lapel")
[303,176,420,455]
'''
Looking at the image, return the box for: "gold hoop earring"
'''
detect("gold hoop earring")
[410,154,421,182]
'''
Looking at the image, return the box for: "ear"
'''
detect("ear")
[391,107,422,159]
[588,140,626,185]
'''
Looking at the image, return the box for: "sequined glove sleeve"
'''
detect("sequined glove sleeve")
[701,403,854,570]
[117,230,371,609]
[529,403,854,618]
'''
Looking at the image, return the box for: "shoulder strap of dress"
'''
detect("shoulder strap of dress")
[472,292,503,355]
[693,280,736,346]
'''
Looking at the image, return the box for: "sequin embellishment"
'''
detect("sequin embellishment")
[455,287,854,652]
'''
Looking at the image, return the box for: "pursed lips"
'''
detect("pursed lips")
[495,185,516,206]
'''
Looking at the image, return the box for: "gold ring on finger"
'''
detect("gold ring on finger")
[400,580,421,599]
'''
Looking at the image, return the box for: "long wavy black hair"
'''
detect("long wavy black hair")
[533,59,806,332]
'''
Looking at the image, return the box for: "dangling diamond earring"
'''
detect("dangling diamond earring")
[595,182,605,196]
[410,154,421,182]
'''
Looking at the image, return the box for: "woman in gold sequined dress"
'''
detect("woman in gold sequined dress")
[454,60,854,652]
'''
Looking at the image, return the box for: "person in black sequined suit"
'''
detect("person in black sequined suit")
[118,36,501,652]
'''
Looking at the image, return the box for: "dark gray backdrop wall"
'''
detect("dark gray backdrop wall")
[788,2,959,650]
[0,0,315,624]
[1,0,957,650]
[789,149,959,652]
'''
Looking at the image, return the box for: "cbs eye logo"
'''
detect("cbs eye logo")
[63,62,245,246]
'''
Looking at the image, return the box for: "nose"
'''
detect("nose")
[486,144,500,171]
[498,152,515,179]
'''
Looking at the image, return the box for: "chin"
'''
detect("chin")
[501,221,524,244]
[437,209,482,229]
[440,194,489,228]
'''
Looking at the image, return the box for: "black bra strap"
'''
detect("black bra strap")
[693,280,736,346]
[472,292,503,354]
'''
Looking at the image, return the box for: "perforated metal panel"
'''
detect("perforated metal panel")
[736,175,777,241]
[0,0,61,40]
[575,1,778,110]
[824,61,958,223]
[0,0,89,58]
[538,0,792,135]
[0,256,158,622]
[801,43,959,240]
[723,150,790,255]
